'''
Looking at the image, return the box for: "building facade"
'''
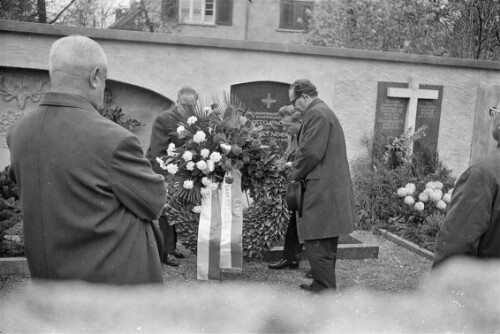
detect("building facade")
[112,0,314,43]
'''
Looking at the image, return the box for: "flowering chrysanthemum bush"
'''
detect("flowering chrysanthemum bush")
[0,167,23,257]
[353,129,456,251]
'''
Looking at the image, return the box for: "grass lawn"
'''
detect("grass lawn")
[0,231,432,297]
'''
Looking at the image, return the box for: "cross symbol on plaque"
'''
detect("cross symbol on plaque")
[387,78,439,153]
[261,93,276,109]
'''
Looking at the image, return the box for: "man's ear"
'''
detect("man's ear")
[89,67,100,89]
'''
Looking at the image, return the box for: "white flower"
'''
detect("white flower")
[220,143,232,154]
[209,182,219,190]
[201,177,212,186]
[442,193,452,204]
[240,116,248,124]
[167,143,177,157]
[404,196,415,206]
[434,181,444,190]
[207,160,215,172]
[200,148,210,158]
[193,131,206,143]
[436,200,447,210]
[177,125,186,134]
[203,106,212,113]
[182,151,193,162]
[405,183,416,195]
[418,192,429,202]
[200,187,211,195]
[424,187,435,196]
[183,180,194,189]
[196,160,208,170]
[430,189,443,202]
[425,181,436,189]
[192,206,202,213]
[187,116,198,126]
[166,163,178,175]
[397,187,408,197]
[210,152,222,163]
[156,157,167,170]
[448,188,454,196]
[186,161,195,171]
[414,202,425,212]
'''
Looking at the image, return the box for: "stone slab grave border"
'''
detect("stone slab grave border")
[373,227,435,261]
[263,231,380,262]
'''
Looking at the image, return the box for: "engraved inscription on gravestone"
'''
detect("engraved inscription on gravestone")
[373,82,408,148]
[414,85,443,153]
[231,82,290,151]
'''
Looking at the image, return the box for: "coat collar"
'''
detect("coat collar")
[39,92,98,113]
[302,97,323,116]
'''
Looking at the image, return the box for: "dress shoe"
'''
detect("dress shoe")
[300,283,312,291]
[163,254,179,267]
[268,258,299,269]
[174,250,185,259]
[305,270,313,279]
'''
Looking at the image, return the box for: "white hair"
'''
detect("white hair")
[49,35,107,77]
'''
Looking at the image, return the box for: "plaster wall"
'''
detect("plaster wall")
[1,20,500,176]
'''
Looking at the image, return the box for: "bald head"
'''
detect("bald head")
[49,35,108,109]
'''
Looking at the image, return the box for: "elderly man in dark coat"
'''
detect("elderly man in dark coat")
[288,79,355,293]
[433,106,500,268]
[7,35,167,284]
[146,86,198,267]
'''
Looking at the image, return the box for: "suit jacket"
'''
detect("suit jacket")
[290,98,355,242]
[7,92,167,284]
[433,152,500,267]
[146,108,184,175]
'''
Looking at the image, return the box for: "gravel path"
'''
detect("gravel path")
[0,230,432,296]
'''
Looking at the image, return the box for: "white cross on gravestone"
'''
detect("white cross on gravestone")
[261,93,276,109]
[387,78,439,153]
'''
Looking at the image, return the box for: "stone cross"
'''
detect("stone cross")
[261,93,276,109]
[387,78,439,152]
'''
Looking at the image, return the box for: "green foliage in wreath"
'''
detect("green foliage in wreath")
[0,167,23,257]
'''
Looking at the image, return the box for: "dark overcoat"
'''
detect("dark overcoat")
[290,98,355,242]
[146,109,184,175]
[7,93,167,284]
[433,152,500,267]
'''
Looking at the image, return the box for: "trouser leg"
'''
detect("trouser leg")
[159,215,176,255]
[304,237,339,292]
[282,211,302,262]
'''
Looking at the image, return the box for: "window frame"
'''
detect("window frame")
[279,0,313,31]
[179,0,217,25]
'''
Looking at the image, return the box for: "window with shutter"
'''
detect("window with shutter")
[216,0,232,26]
[178,0,217,25]
[279,0,313,30]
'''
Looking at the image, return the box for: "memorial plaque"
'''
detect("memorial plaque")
[414,84,443,154]
[373,82,409,152]
[231,81,290,151]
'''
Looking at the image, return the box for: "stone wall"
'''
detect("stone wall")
[1,20,500,175]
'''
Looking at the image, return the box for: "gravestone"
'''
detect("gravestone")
[373,80,443,156]
[0,67,173,169]
[231,81,290,151]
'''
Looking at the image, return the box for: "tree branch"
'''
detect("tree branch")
[48,0,78,24]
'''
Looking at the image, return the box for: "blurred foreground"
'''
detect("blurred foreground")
[0,258,498,333]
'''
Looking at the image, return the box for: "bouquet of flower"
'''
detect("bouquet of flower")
[156,93,279,212]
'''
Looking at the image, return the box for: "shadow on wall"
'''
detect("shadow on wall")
[0,67,174,169]
[0,258,499,332]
